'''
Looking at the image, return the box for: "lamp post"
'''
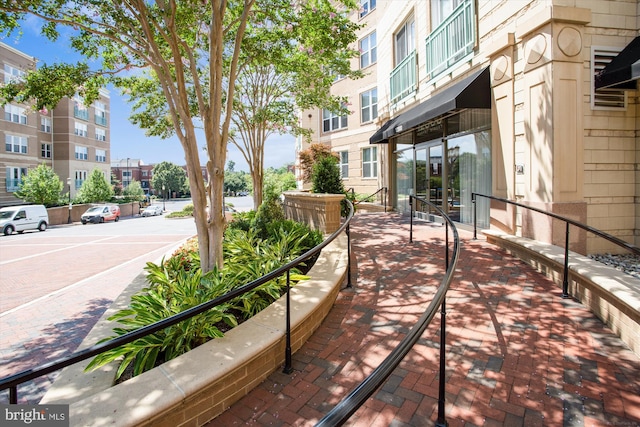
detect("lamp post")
[162,184,166,211]
[66,177,72,224]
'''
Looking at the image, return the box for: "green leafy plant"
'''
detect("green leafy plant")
[87,216,320,380]
[14,163,64,207]
[85,265,237,380]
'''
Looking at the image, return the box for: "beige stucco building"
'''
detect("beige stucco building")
[296,0,640,254]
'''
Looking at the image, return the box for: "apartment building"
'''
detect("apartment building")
[0,42,110,207]
[298,0,640,253]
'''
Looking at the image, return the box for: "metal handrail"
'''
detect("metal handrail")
[347,187,388,212]
[1,201,354,404]
[472,192,640,297]
[317,195,460,426]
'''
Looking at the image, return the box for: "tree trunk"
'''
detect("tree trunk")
[251,162,263,211]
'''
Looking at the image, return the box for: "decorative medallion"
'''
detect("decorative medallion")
[492,55,509,81]
[557,26,582,57]
[526,34,547,64]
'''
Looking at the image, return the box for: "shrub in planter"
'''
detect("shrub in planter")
[86,217,320,380]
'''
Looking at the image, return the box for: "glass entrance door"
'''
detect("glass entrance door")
[415,143,443,216]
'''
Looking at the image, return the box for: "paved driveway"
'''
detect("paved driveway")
[0,212,195,403]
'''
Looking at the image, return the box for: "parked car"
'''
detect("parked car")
[81,205,121,224]
[141,205,163,217]
[0,204,49,235]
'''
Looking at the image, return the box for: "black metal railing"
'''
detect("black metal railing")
[317,195,460,426]
[1,201,354,405]
[347,187,388,212]
[472,193,640,297]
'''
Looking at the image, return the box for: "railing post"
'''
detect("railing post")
[562,222,571,298]
[283,269,293,374]
[384,187,388,212]
[435,298,448,427]
[409,196,414,243]
[10,385,17,404]
[472,193,477,240]
[346,223,352,288]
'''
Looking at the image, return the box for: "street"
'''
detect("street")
[0,197,251,403]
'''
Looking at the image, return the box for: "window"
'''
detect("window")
[122,170,132,187]
[360,88,378,123]
[95,101,107,126]
[41,116,51,132]
[96,128,106,141]
[74,94,89,120]
[74,122,88,137]
[4,64,25,83]
[5,135,28,154]
[359,31,377,68]
[142,170,148,177]
[395,17,415,65]
[360,0,376,18]
[4,105,27,124]
[75,146,88,160]
[41,143,52,158]
[5,166,28,191]
[362,146,378,178]
[96,149,106,163]
[432,0,465,27]
[339,151,349,178]
[75,170,87,189]
[322,108,348,132]
[592,47,627,110]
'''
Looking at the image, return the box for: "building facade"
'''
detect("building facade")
[0,42,111,207]
[297,0,640,253]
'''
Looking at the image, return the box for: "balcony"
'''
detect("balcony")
[390,50,417,105]
[425,0,475,79]
[74,106,89,121]
[95,115,107,126]
[6,179,21,192]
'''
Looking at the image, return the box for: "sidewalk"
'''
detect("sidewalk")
[210,213,640,426]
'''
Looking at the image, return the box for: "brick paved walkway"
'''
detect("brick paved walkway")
[210,213,640,426]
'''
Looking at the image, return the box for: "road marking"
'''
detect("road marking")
[0,236,118,266]
[0,237,190,317]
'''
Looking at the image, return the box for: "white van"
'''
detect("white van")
[0,204,49,235]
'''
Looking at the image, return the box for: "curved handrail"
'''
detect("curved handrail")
[1,200,355,403]
[347,187,388,210]
[316,195,460,426]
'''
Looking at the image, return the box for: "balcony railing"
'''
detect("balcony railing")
[425,0,475,79]
[390,50,417,105]
[6,179,21,192]
[95,115,107,126]
[74,106,89,121]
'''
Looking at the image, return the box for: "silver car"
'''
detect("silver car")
[141,205,164,217]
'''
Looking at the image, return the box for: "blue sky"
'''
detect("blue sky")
[3,20,296,172]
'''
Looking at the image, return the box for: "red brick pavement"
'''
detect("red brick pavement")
[209,213,640,427]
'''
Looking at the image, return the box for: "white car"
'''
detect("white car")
[141,205,164,217]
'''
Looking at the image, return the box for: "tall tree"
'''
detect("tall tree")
[15,163,63,207]
[151,161,187,200]
[77,169,114,203]
[0,0,361,272]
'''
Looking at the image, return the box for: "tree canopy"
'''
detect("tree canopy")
[151,161,187,197]
[14,163,63,207]
[76,169,114,203]
[0,0,362,272]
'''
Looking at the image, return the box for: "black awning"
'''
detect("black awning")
[377,67,490,141]
[595,36,640,90]
[369,117,397,144]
